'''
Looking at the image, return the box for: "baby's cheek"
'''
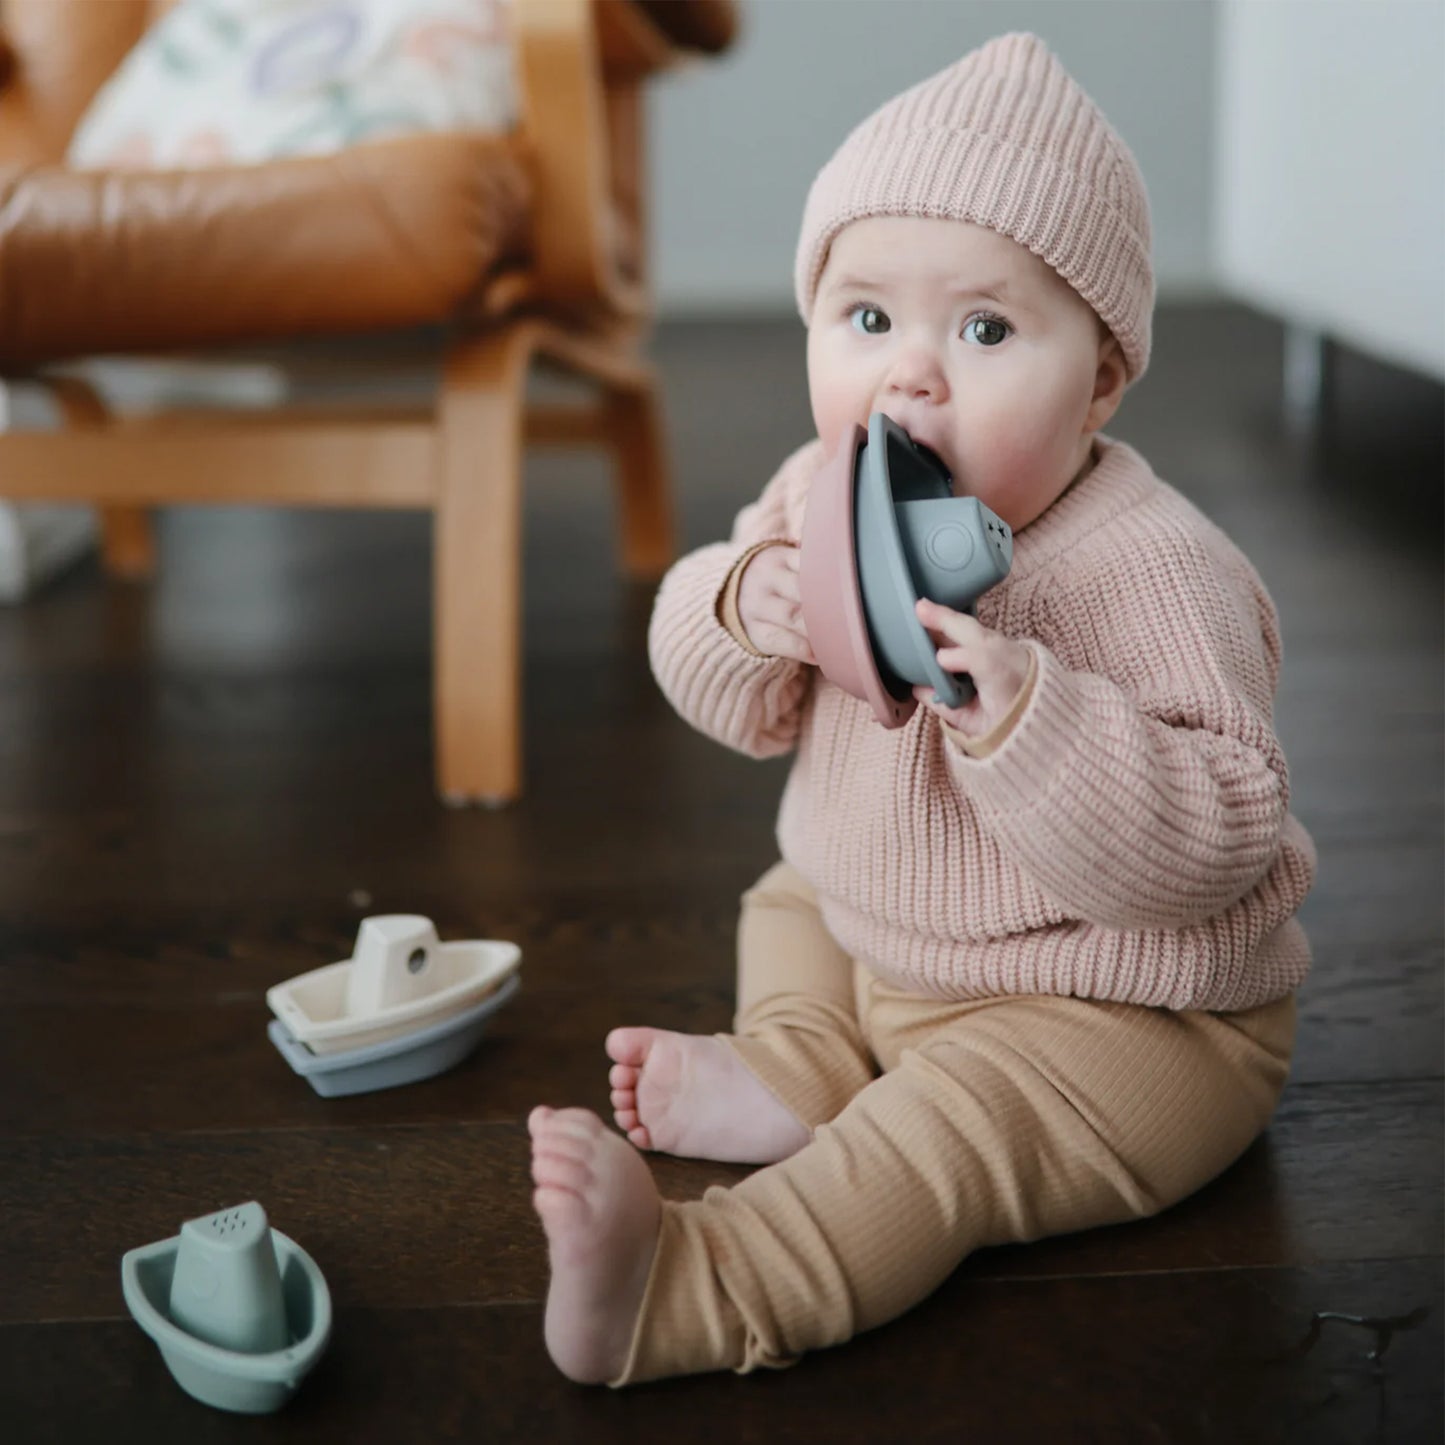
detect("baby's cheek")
[998,405,1075,467]
[969,423,1055,492]
[965,421,1077,526]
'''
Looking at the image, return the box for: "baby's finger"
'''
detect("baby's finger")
[781,627,818,666]
[772,564,803,605]
[782,629,818,666]
[934,646,975,672]
[758,594,805,632]
[754,623,816,666]
[911,683,965,711]
[915,598,983,644]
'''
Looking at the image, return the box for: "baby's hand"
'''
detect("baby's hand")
[736,543,816,665]
[913,598,1031,737]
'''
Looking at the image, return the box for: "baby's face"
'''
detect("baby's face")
[807,217,1127,532]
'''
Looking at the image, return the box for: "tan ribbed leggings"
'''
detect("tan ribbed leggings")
[613,862,1296,1385]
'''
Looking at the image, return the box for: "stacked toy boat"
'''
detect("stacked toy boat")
[266,915,520,1096]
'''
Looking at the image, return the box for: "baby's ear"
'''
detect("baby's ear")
[1085,335,1129,432]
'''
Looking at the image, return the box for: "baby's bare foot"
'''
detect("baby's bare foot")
[606,1026,811,1164]
[528,1106,660,1385]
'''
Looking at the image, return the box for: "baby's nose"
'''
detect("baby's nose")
[885,347,948,402]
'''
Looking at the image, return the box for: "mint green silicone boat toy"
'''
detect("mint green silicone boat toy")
[121,1202,331,1414]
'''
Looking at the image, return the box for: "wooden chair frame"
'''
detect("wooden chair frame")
[0,0,682,805]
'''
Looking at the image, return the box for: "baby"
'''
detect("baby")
[527,32,1316,1386]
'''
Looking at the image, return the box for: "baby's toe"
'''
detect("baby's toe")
[531,1150,594,1194]
[605,1027,656,1068]
[542,1108,606,1143]
[532,1185,590,1234]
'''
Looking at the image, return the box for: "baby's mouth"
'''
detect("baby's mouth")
[913,440,947,472]
[910,439,954,487]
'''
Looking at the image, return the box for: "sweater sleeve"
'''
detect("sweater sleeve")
[951,531,1298,931]
[646,444,820,759]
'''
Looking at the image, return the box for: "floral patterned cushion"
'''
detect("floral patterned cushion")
[68,0,517,170]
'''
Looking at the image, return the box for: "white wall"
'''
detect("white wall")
[649,0,1219,314]
[1214,0,1445,380]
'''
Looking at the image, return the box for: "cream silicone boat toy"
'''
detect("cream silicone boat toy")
[266,915,520,1095]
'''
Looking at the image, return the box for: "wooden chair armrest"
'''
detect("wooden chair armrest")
[633,0,738,55]
[513,0,686,316]
[0,0,153,165]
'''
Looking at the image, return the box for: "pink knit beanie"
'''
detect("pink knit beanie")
[794,32,1154,380]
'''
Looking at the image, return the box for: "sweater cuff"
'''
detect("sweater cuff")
[942,646,1038,759]
[717,539,794,656]
[953,643,1103,812]
[650,541,803,746]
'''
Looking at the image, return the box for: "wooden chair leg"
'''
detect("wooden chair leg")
[434,325,537,806]
[45,375,157,580]
[98,507,158,580]
[605,373,674,579]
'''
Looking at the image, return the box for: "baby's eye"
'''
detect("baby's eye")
[849,306,890,335]
[963,314,1011,347]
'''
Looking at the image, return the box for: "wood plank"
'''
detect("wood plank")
[0,1080,1438,1322]
[1,1260,1438,1443]
[0,307,1438,1438]
[1292,936,1443,1084]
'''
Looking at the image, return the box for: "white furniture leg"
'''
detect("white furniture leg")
[1283,324,1334,439]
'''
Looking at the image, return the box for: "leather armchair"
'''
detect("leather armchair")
[0,0,737,804]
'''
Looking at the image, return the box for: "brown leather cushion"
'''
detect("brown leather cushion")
[0,130,531,370]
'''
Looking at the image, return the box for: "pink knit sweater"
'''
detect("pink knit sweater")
[648,435,1315,1013]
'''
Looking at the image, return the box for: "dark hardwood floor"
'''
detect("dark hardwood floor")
[1,306,1441,1443]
